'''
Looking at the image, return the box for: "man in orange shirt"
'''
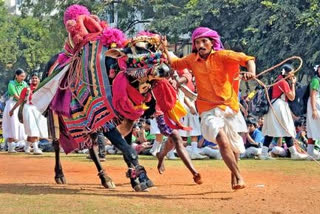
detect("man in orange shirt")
[162,27,256,189]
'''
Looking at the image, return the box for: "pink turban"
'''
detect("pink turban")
[191,27,224,52]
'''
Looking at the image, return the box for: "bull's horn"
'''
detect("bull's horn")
[105,49,126,58]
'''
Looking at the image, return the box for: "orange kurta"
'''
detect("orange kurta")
[171,50,254,114]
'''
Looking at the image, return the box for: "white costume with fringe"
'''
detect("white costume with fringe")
[262,94,296,137]
[22,88,48,138]
[2,98,26,140]
[306,93,320,140]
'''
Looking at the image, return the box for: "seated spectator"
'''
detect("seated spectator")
[270,137,289,158]
[137,119,156,143]
[149,118,164,157]
[131,122,153,155]
[257,116,264,131]
[197,136,222,160]
[294,120,308,150]
[243,117,264,158]
[38,138,54,152]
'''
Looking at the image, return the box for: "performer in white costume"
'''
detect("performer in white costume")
[306,65,320,159]
[3,69,27,153]
[10,73,48,155]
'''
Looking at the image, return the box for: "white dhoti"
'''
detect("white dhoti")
[2,98,26,141]
[306,96,320,140]
[262,96,296,137]
[23,103,48,138]
[200,107,247,154]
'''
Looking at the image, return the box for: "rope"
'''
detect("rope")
[193,55,320,164]
[197,56,303,105]
[247,57,320,166]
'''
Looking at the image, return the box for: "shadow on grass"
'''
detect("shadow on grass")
[0,183,233,200]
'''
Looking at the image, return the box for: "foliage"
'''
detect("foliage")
[1,0,320,92]
[142,0,320,83]
[0,1,62,92]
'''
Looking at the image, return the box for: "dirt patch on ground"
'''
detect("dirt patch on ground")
[0,153,319,214]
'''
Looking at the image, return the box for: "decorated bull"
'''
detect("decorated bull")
[31,5,164,192]
[32,5,202,192]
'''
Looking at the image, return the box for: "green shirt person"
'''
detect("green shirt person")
[306,65,320,159]
[7,68,28,101]
[3,68,27,153]
[8,79,28,101]
[310,76,320,92]
[309,75,320,119]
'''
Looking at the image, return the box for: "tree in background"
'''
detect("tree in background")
[0,1,62,92]
[1,0,320,92]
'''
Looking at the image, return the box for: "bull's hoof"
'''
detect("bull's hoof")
[126,167,149,192]
[136,165,154,188]
[98,170,116,189]
[146,179,154,188]
[101,176,116,189]
[102,180,116,189]
[55,176,66,184]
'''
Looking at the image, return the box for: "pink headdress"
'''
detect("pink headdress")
[191,27,224,52]
[99,28,127,48]
[59,4,108,65]
[64,4,90,26]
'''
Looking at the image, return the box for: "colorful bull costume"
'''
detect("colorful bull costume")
[33,5,197,191]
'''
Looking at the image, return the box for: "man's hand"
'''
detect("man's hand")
[291,76,297,84]
[243,72,255,81]
[9,110,13,117]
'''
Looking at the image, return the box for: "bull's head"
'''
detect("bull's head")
[105,35,171,81]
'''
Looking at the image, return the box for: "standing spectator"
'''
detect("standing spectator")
[9,73,47,155]
[3,69,27,153]
[306,64,320,159]
[261,64,307,159]
[149,118,166,156]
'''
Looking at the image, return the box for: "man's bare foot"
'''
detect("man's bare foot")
[156,152,165,174]
[232,176,246,190]
[193,173,203,185]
